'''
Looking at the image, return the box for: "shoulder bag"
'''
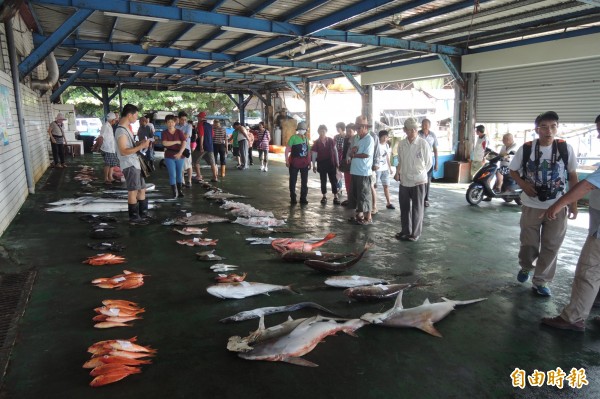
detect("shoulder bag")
[122,127,155,178]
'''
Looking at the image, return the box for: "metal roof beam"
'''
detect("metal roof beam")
[285,0,331,22]
[437,55,464,90]
[343,0,433,31]
[77,73,266,90]
[57,60,306,82]
[287,82,305,100]
[19,8,93,78]
[226,94,239,108]
[304,0,392,34]
[84,86,103,102]
[342,72,364,96]
[307,72,343,82]
[50,67,84,102]
[58,48,87,77]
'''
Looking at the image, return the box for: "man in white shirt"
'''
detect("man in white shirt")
[418,118,438,207]
[471,125,490,179]
[509,111,579,296]
[175,111,193,187]
[99,112,118,184]
[394,118,432,242]
[374,130,394,210]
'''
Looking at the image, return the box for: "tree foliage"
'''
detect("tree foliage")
[61,86,236,118]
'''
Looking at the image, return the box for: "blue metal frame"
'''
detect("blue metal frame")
[287,82,305,100]
[76,73,266,90]
[343,0,433,31]
[58,48,87,77]
[19,8,93,78]
[304,0,394,34]
[342,72,364,96]
[307,72,343,82]
[50,68,84,102]
[437,55,464,89]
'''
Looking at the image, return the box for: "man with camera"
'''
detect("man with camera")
[509,111,579,296]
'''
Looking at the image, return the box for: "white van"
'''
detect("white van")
[75,118,102,137]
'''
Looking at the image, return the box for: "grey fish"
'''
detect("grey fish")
[80,214,117,223]
[227,316,308,352]
[360,290,487,337]
[304,242,373,273]
[251,227,315,236]
[219,302,341,323]
[281,250,355,263]
[163,214,230,226]
[196,250,225,261]
[87,241,126,252]
[325,275,391,288]
[207,281,296,299]
[344,282,425,301]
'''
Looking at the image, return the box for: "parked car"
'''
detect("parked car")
[75,118,102,138]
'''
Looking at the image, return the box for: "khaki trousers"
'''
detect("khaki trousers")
[561,236,600,323]
[519,205,568,286]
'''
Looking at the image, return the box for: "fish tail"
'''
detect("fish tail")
[286,285,301,295]
[441,297,487,305]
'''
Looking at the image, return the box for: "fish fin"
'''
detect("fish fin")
[287,316,293,321]
[286,285,300,294]
[392,290,404,310]
[442,297,487,306]
[258,316,265,332]
[283,357,319,367]
[417,320,443,338]
[344,330,359,338]
[422,298,431,305]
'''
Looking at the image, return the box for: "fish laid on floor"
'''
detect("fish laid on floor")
[90,229,122,239]
[209,264,238,272]
[236,316,366,367]
[206,281,296,299]
[173,227,207,235]
[325,275,391,288]
[204,191,246,200]
[304,242,373,273]
[360,290,487,337]
[176,238,218,247]
[92,223,117,230]
[281,249,355,263]
[83,253,126,266]
[220,200,274,218]
[84,337,156,387]
[233,217,286,227]
[228,316,309,352]
[344,282,427,301]
[196,250,225,261]
[250,227,315,236]
[247,236,325,245]
[162,214,230,226]
[272,233,336,253]
[87,242,126,252]
[220,302,341,323]
[80,214,118,223]
[103,183,155,194]
[91,270,146,290]
[92,300,144,328]
[46,202,157,213]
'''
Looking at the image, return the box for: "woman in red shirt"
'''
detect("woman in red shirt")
[311,125,340,204]
[162,114,187,198]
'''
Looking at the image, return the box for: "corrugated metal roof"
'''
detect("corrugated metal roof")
[25,0,600,94]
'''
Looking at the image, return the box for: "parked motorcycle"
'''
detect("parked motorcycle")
[466,150,522,206]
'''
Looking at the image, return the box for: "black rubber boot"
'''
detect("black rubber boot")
[138,199,153,220]
[171,185,178,199]
[128,203,148,225]
[177,183,185,198]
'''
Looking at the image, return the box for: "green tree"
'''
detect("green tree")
[61,87,234,118]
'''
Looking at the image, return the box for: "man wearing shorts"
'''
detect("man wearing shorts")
[176,111,193,187]
[375,130,394,210]
[99,112,118,184]
[115,104,150,225]
[193,112,219,182]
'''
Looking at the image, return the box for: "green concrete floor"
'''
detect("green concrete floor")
[1,153,599,399]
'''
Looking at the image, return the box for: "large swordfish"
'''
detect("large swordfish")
[360,290,486,337]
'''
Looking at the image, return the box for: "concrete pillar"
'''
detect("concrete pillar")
[101,87,110,116]
[456,73,476,161]
[362,85,373,125]
[304,81,311,140]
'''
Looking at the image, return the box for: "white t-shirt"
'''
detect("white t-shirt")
[99,121,115,153]
[377,142,390,172]
[509,139,577,209]
[176,123,193,150]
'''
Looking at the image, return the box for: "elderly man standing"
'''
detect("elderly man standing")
[99,112,118,184]
[349,116,375,225]
[418,118,438,207]
[394,118,432,242]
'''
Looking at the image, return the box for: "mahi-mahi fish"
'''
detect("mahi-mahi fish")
[325,275,391,288]
[360,290,487,337]
[219,302,341,323]
[237,316,366,367]
[304,242,373,273]
[206,281,296,299]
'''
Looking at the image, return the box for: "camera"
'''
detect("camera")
[536,185,555,202]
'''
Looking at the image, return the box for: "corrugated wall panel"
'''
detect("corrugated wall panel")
[476,57,600,123]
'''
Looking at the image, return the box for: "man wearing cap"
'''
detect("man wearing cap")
[193,112,219,182]
[175,111,193,187]
[349,115,375,224]
[48,112,68,168]
[394,118,432,241]
[471,125,490,179]
[509,111,578,296]
[418,118,439,207]
[99,112,119,184]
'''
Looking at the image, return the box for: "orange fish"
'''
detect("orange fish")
[176,238,218,247]
[94,321,133,329]
[89,368,141,387]
[108,350,154,359]
[99,355,153,365]
[272,233,336,253]
[90,364,139,377]
[215,272,247,283]
[83,253,127,266]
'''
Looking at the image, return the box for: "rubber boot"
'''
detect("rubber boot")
[176,183,185,198]
[171,185,178,199]
[128,203,148,225]
[220,165,226,178]
[138,199,153,220]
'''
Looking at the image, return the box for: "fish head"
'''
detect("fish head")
[360,312,386,324]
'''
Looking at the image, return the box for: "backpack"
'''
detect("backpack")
[521,139,569,179]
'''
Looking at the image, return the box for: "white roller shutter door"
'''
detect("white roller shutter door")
[476,57,600,123]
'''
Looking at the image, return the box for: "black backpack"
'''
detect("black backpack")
[521,139,569,179]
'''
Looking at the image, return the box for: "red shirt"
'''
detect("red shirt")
[162,129,186,159]
[312,137,338,167]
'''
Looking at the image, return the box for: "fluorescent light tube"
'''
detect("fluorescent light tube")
[315,38,364,48]
[220,26,278,36]
[104,12,169,23]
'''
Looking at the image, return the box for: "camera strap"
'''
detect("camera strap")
[533,139,558,186]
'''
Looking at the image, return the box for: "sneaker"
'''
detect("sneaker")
[532,284,552,297]
[264,166,268,172]
[260,166,264,171]
[517,269,531,283]
[408,235,420,242]
[541,316,584,332]
[386,204,395,209]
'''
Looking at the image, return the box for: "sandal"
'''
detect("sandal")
[320,197,327,204]
[333,198,341,205]
[386,204,396,210]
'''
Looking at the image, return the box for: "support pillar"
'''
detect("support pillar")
[362,85,373,125]
[238,94,245,125]
[457,73,476,162]
[101,86,110,116]
[304,81,311,141]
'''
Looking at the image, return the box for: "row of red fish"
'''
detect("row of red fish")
[84,253,127,265]
[83,336,156,387]
[91,270,146,290]
[176,238,218,247]
[93,300,144,328]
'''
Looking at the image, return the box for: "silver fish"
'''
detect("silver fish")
[103,183,155,193]
[325,275,391,288]
[227,316,308,353]
[233,217,286,227]
[220,302,341,323]
[360,290,487,337]
[204,191,246,200]
[344,283,424,301]
[237,316,366,367]
[164,214,230,225]
[174,227,207,235]
[206,281,295,299]
[196,250,225,261]
[46,202,158,213]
